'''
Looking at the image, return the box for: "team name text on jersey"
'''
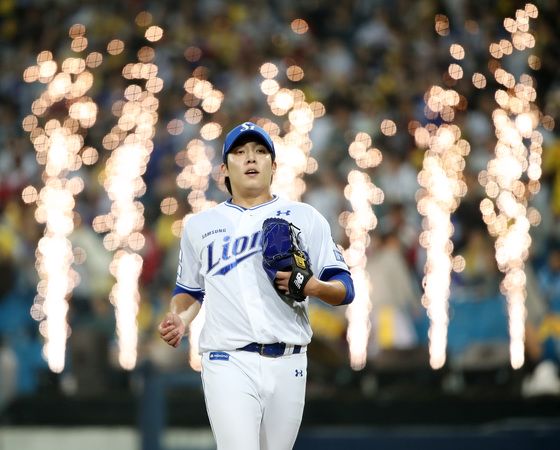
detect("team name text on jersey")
[207,230,262,275]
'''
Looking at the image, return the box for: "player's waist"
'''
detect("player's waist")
[237,342,307,358]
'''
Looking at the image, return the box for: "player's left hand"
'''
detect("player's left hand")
[275,271,317,298]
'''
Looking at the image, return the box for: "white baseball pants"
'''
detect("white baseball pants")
[201,349,307,450]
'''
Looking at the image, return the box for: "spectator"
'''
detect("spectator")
[366,231,422,361]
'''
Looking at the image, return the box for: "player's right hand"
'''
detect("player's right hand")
[158,312,186,348]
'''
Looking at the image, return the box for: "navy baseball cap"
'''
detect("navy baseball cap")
[222,122,276,163]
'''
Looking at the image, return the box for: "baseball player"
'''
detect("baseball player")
[158,122,354,450]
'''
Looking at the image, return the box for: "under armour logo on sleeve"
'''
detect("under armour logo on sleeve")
[276,210,291,216]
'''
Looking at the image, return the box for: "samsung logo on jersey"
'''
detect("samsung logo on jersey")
[202,228,226,239]
[207,231,262,276]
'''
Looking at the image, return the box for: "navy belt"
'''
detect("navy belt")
[238,342,303,357]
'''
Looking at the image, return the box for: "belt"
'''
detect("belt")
[238,342,304,358]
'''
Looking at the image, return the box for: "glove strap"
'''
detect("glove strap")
[288,250,312,301]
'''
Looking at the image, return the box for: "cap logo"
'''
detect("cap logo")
[240,122,256,131]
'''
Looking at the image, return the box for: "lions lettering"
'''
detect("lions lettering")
[207,230,262,275]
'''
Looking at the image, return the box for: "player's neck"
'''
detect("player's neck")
[230,190,274,209]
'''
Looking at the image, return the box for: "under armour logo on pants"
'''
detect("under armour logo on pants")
[295,369,304,377]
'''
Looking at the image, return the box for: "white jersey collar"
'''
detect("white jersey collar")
[224,195,279,212]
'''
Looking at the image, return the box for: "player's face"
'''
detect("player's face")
[223,141,276,196]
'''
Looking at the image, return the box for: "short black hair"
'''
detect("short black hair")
[224,176,232,194]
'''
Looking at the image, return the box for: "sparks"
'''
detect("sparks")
[480,3,542,369]
[22,24,98,372]
[342,133,383,370]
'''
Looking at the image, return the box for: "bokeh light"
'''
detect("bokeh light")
[480,4,542,369]
[343,134,384,370]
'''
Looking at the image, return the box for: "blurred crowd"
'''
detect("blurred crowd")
[1,0,560,409]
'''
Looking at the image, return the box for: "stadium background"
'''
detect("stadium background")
[1,0,559,449]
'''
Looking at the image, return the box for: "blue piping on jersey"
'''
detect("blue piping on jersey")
[173,283,205,302]
[318,265,350,280]
[224,195,279,212]
[175,280,203,292]
[212,249,261,275]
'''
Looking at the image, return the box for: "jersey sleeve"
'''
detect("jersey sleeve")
[306,209,350,281]
[174,220,205,302]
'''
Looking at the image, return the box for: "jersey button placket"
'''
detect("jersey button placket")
[238,210,265,340]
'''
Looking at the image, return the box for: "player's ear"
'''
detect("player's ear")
[221,162,229,177]
[271,160,277,174]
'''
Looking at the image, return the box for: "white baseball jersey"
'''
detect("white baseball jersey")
[176,195,349,354]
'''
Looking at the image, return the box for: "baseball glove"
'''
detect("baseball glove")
[261,217,312,302]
